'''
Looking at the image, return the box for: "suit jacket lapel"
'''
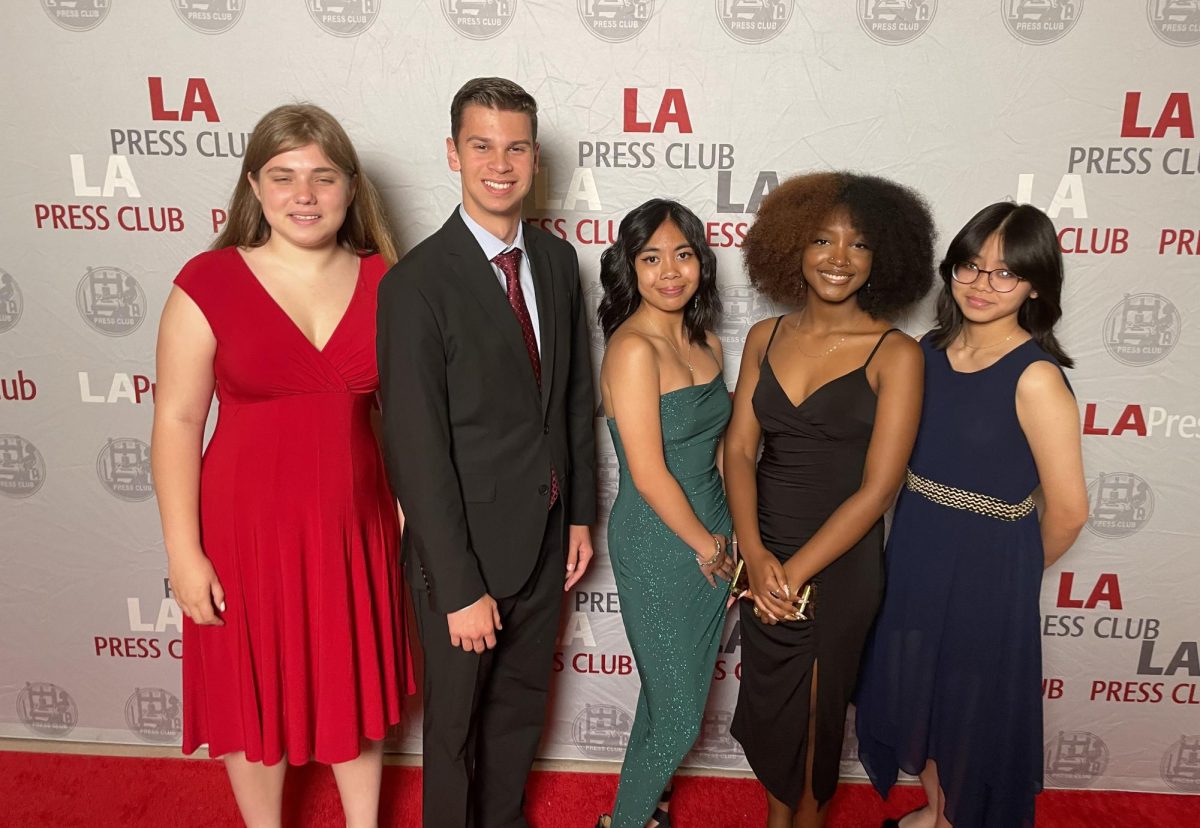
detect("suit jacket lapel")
[441,212,541,407]
[527,230,557,420]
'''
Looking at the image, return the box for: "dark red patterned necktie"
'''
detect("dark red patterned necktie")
[492,248,558,508]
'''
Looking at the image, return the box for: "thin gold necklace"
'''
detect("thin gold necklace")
[666,337,694,375]
[791,320,846,359]
[959,330,1016,351]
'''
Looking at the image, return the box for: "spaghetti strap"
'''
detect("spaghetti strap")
[863,328,900,369]
[760,315,786,365]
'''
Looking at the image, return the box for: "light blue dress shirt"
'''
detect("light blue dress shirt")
[458,204,542,355]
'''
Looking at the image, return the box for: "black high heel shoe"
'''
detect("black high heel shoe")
[650,786,672,827]
[597,786,672,828]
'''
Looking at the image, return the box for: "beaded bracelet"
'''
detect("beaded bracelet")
[696,535,723,567]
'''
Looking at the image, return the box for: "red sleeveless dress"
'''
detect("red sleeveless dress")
[175,246,412,765]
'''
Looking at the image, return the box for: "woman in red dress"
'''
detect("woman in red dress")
[152,104,413,828]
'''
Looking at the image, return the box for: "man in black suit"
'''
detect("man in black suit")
[377,77,597,828]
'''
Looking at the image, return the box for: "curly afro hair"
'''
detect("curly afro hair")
[742,172,936,319]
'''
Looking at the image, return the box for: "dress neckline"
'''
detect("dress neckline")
[661,372,724,398]
[605,373,725,422]
[760,321,895,409]
[232,247,366,355]
[941,338,1037,376]
[762,359,869,410]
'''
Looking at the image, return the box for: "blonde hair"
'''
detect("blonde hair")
[213,103,398,264]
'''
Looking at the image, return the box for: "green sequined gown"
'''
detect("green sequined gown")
[606,374,733,827]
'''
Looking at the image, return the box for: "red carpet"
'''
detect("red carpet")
[1,751,1196,827]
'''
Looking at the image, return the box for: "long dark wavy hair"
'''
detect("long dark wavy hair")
[929,202,1073,367]
[597,199,720,343]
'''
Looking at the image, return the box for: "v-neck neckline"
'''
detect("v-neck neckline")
[234,247,364,355]
[763,357,868,410]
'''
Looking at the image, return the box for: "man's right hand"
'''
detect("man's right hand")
[447,593,502,653]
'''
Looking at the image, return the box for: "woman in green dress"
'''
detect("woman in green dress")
[595,199,736,828]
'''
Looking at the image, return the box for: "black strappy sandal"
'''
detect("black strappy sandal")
[650,786,672,827]
[595,786,672,828]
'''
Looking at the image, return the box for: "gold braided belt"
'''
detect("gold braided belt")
[904,468,1036,522]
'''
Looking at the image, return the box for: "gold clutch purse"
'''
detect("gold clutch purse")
[727,533,816,622]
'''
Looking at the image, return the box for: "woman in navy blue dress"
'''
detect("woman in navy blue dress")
[855,202,1089,828]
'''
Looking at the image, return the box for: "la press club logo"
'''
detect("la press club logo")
[857,0,936,45]
[174,0,245,34]
[716,0,793,44]
[1148,0,1200,47]
[1045,731,1109,788]
[717,285,779,360]
[17,682,78,737]
[1046,571,1200,710]
[585,282,607,357]
[578,0,654,42]
[1059,91,1200,188]
[97,437,155,501]
[0,268,23,333]
[572,703,633,758]
[309,0,381,37]
[126,687,182,743]
[41,0,110,32]
[690,709,744,767]
[1002,0,1081,45]
[35,78,249,238]
[0,435,46,498]
[77,266,147,336]
[1161,735,1200,793]
[531,88,777,253]
[95,576,184,662]
[594,445,619,520]
[1086,472,1153,539]
[442,0,516,40]
[1103,293,1180,366]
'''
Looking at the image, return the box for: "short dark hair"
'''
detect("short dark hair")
[742,172,936,319]
[929,202,1073,367]
[450,77,538,143]
[598,199,721,344]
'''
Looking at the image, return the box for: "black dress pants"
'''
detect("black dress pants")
[412,502,565,828]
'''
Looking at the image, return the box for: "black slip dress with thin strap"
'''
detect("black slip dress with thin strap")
[731,318,898,808]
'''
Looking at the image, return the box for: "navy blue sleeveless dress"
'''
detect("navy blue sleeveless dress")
[855,337,1066,828]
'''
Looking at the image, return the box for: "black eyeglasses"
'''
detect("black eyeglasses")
[952,262,1025,293]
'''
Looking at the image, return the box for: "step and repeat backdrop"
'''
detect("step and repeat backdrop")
[2,0,1198,795]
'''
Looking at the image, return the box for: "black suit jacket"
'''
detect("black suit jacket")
[377,210,597,614]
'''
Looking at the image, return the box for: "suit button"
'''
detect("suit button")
[543,425,550,435]
[538,484,549,495]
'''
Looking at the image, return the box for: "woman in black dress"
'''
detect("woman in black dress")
[724,172,934,827]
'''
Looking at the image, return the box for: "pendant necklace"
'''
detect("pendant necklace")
[792,320,846,359]
[667,337,694,375]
